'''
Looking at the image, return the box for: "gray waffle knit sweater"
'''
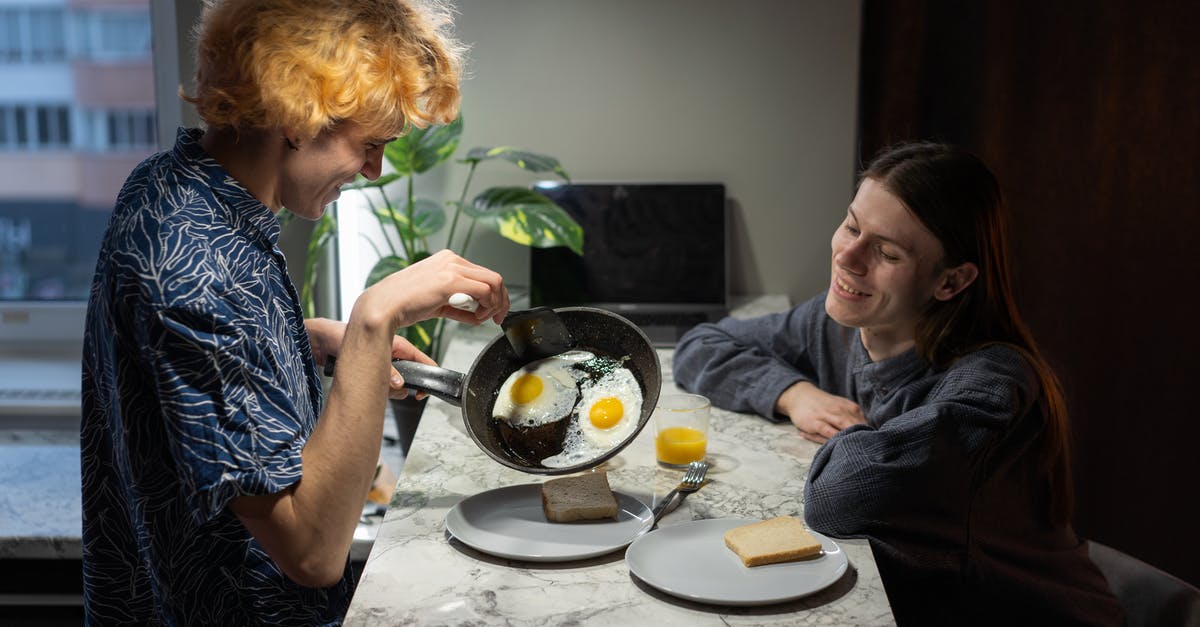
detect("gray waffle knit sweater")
[673,293,1122,626]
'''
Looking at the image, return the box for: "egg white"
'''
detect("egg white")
[491,352,592,428]
[540,363,644,468]
[577,368,642,447]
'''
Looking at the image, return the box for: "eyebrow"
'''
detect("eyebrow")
[847,206,914,253]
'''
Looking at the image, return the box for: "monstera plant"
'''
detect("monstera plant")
[287,114,583,364]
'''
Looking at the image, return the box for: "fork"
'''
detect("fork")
[650,460,709,527]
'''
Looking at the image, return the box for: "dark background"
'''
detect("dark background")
[858,0,1199,586]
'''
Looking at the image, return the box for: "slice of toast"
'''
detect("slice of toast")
[540,471,619,523]
[723,516,823,566]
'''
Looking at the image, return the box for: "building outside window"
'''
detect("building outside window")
[0,0,155,302]
[0,6,67,63]
[81,7,151,60]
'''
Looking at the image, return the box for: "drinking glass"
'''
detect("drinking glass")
[653,393,710,469]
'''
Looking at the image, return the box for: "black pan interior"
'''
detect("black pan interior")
[459,307,662,475]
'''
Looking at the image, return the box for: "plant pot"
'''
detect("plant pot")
[389,396,428,459]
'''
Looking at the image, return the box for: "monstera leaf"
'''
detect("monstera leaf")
[461,187,584,255]
[363,252,438,352]
[462,146,570,181]
[292,114,580,363]
[364,254,410,288]
[372,199,446,241]
[385,117,463,176]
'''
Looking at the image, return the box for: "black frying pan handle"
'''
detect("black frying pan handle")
[323,356,465,407]
[390,360,465,406]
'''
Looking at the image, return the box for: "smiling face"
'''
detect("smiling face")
[278,121,393,220]
[825,177,964,359]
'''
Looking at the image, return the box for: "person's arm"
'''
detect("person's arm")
[304,318,428,400]
[803,347,1037,538]
[673,301,817,419]
[230,250,508,587]
[673,294,865,443]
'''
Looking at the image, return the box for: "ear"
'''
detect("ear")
[283,129,301,151]
[933,262,979,301]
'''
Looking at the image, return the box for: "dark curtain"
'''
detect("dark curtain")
[858,0,1200,586]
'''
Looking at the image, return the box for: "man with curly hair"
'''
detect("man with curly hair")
[79,1,507,623]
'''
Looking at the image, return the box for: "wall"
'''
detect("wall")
[444,0,862,302]
[72,60,155,107]
[160,1,861,307]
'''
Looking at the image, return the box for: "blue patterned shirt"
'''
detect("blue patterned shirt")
[81,128,351,625]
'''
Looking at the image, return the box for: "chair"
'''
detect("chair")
[1088,540,1200,627]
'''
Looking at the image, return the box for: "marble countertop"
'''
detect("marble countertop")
[0,429,83,559]
[345,297,897,626]
[0,416,406,561]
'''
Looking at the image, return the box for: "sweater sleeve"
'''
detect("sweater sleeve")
[802,346,1038,538]
[672,294,827,419]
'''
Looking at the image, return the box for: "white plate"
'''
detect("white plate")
[444,484,653,562]
[625,518,849,606]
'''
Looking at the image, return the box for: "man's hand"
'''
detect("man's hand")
[383,333,435,400]
[242,250,509,588]
[361,249,510,330]
[775,381,866,444]
[304,318,345,369]
[304,318,436,400]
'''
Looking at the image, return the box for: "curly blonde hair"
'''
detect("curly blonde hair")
[181,0,465,140]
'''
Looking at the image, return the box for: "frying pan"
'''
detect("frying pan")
[386,307,661,475]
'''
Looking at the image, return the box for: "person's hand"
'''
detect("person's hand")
[305,318,435,400]
[384,333,435,400]
[775,380,866,444]
[304,317,346,368]
[360,249,509,329]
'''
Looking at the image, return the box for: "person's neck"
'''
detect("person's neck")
[858,327,917,363]
[198,126,285,212]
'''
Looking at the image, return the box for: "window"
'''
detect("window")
[0,7,67,63]
[37,105,71,148]
[0,104,71,151]
[0,9,21,63]
[0,216,32,298]
[78,9,152,61]
[0,1,154,309]
[28,8,67,62]
[105,110,155,150]
[0,0,163,422]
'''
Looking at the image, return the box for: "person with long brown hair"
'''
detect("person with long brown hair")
[81,1,509,623]
[673,141,1121,625]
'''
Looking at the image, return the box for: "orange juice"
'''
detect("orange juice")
[655,426,707,465]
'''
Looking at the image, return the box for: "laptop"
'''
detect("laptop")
[529,182,730,347]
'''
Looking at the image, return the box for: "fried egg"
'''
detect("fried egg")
[541,360,644,468]
[492,351,594,428]
[577,368,642,447]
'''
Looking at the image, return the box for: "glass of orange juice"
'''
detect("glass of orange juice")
[653,393,710,469]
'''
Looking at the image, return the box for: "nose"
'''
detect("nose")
[833,235,869,276]
[360,147,385,181]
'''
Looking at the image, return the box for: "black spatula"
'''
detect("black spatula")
[449,293,576,361]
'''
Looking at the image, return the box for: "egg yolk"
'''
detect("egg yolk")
[588,397,624,429]
[510,373,543,405]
